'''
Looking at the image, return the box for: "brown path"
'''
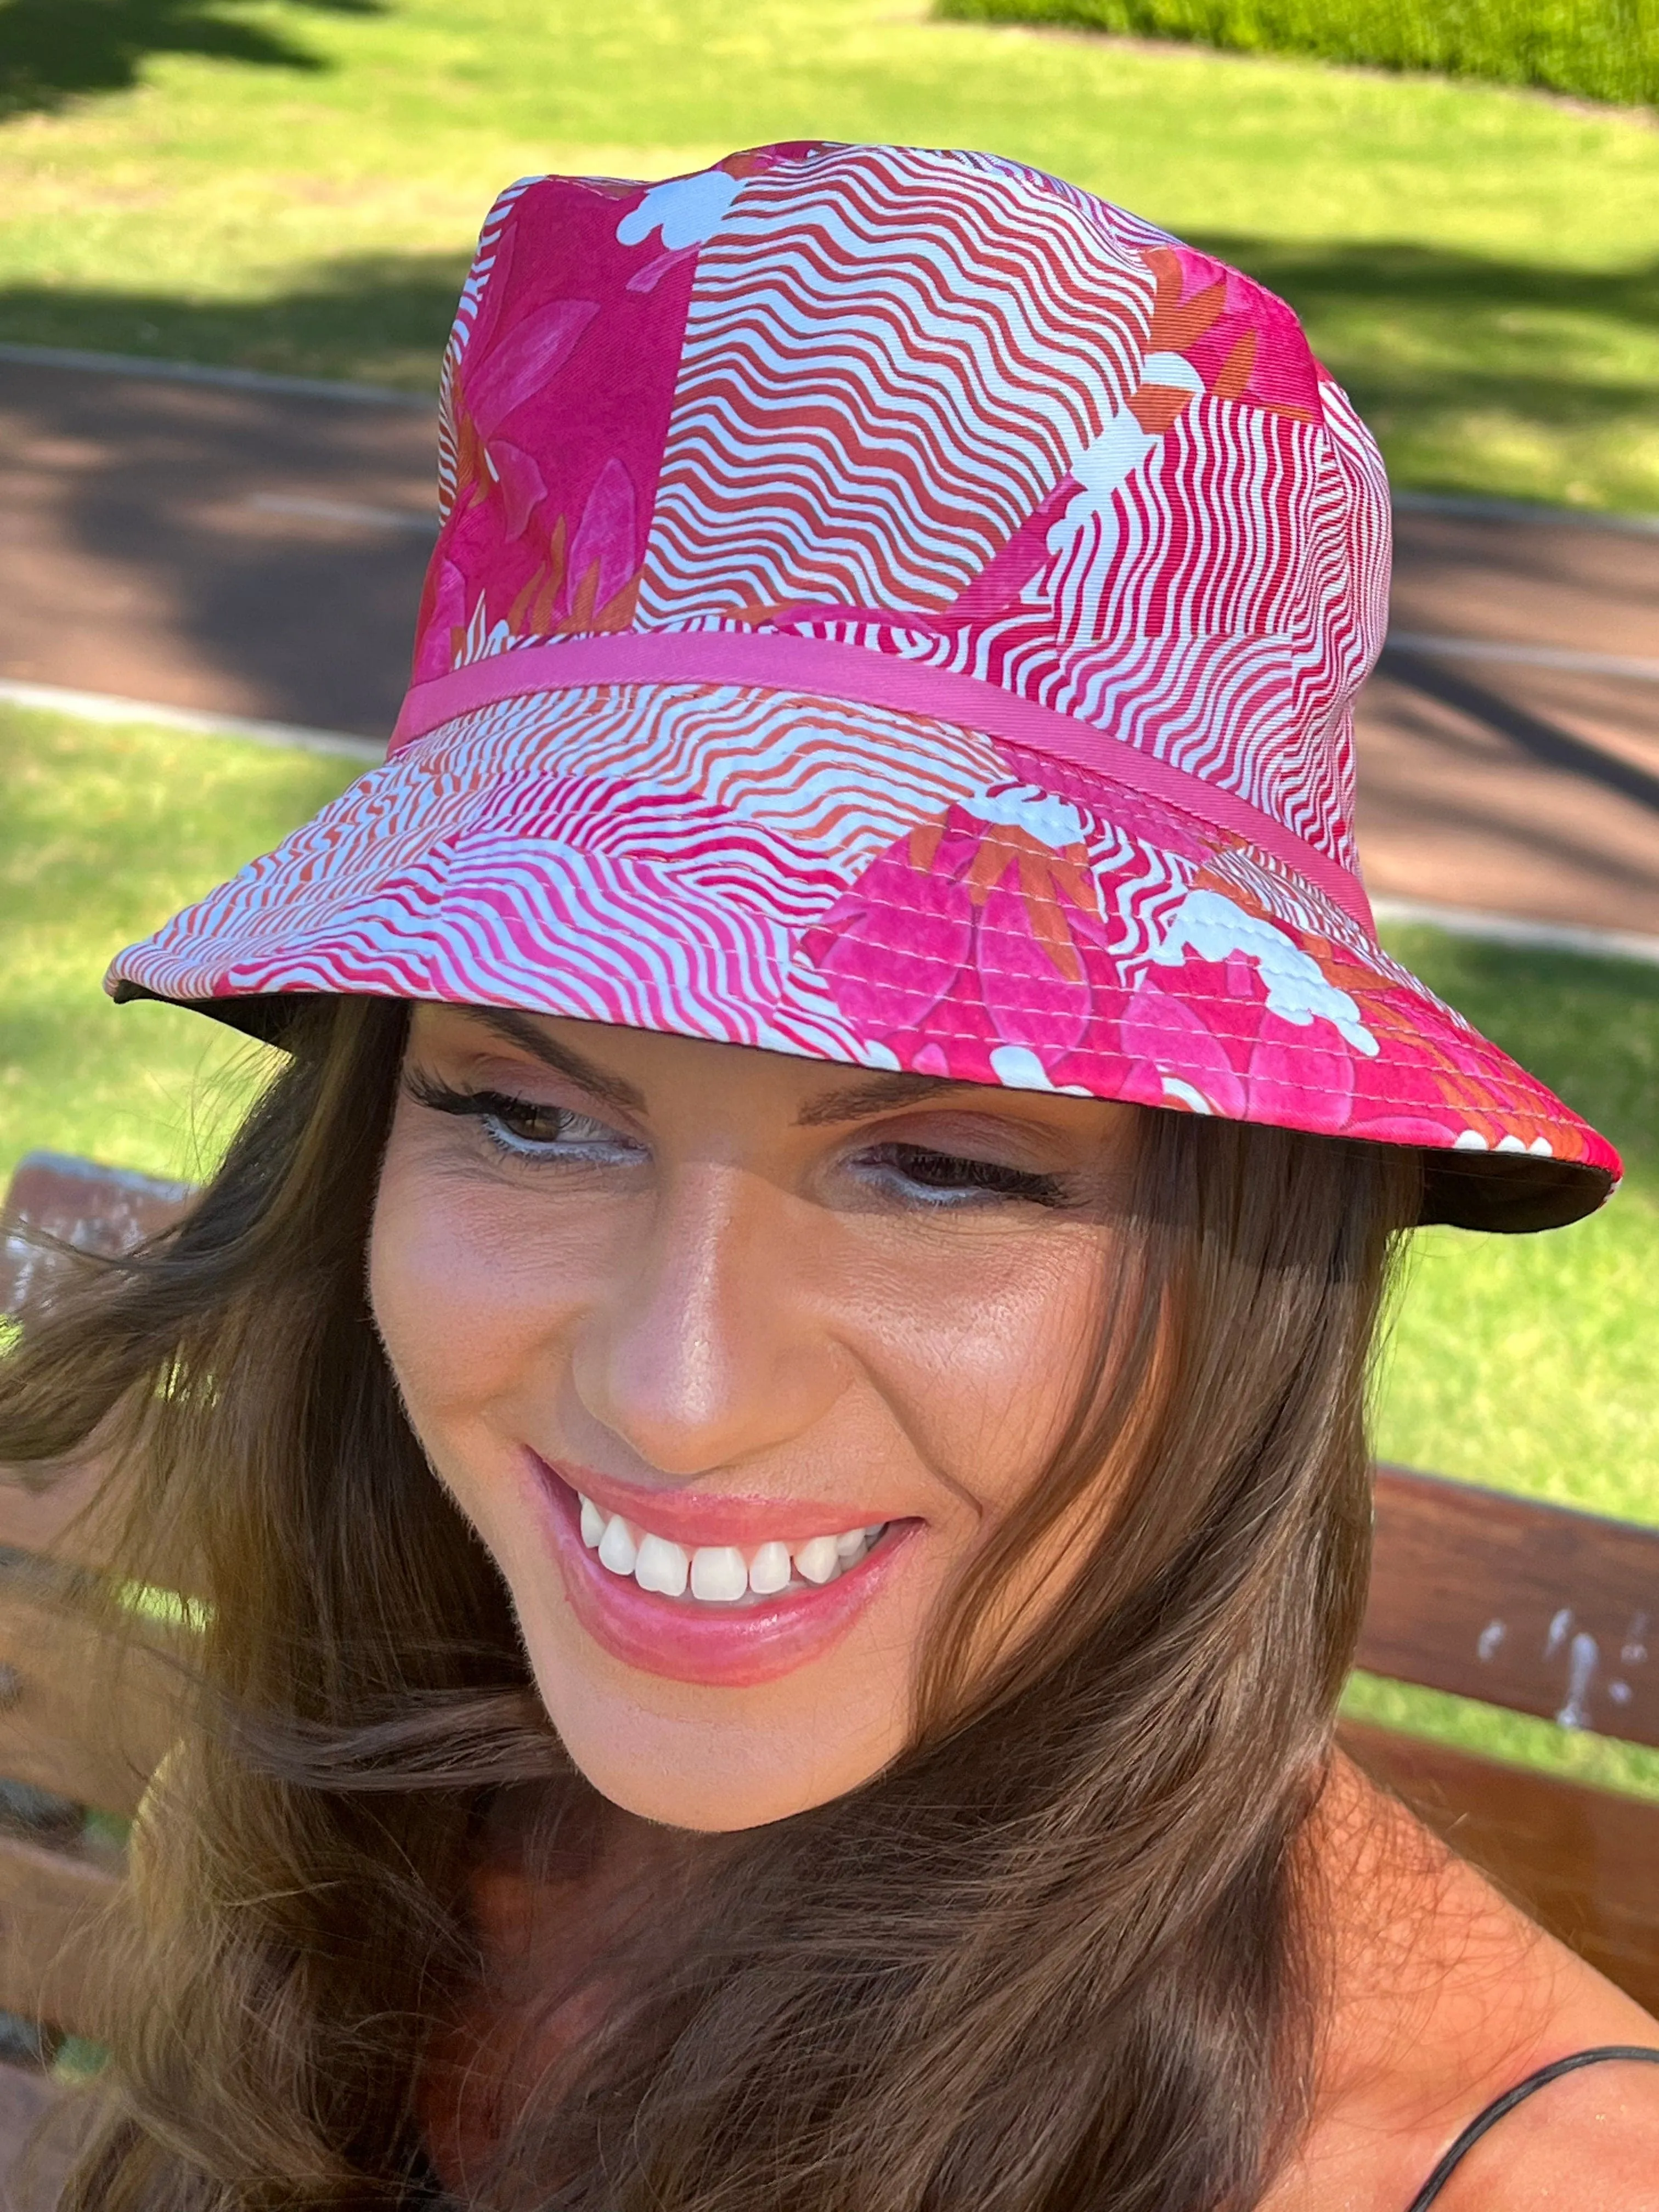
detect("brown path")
[1,357,1655,936]
[1359,509,1659,938]
[0,359,433,739]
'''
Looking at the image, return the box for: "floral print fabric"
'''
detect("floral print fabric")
[109,143,1620,1224]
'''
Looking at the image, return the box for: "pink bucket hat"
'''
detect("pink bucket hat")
[109,140,1619,1231]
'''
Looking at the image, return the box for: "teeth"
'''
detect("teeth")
[580,1495,888,1604]
[689,1545,748,1602]
[635,1532,690,1598]
[597,1514,639,1576]
[793,1534,842,1585]
[747,1540,792,1595]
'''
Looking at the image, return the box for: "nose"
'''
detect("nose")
[567,1160,845,1477]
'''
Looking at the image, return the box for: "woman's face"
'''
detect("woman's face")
[370,1007,1137,1831]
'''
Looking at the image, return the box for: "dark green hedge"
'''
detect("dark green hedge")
[935,0,1657,107]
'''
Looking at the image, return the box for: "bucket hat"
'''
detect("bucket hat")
[109,140,1619,1232]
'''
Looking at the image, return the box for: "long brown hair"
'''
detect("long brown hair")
[0,995,1418,2211]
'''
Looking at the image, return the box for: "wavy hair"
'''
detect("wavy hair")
[0,995,1418,2211]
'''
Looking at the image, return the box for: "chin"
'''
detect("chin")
[524,1644,906,1832]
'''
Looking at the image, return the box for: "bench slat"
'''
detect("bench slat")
[0,1577,179,1819]
[1,1152,190,1318]
[1358,1466,1658,1748]
[0,1833,123,2040]
[1342,1720,1659,2016]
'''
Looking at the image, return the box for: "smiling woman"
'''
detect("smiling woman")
[3,139,1657,2212]
[373,1007,1149,1826]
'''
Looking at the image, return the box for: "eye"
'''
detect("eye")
[851,1142,1068,1210]
[405,1073,646,1167]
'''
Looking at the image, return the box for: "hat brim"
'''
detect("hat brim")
[107,681,1620,1235]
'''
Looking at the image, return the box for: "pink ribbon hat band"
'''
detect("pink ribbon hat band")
[389,631,1375,935]
[108,141,1620,1231]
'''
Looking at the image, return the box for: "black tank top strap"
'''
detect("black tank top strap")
[1404,2045,1659,2210]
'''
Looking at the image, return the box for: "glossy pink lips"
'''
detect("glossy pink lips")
[525,1455,916,1688]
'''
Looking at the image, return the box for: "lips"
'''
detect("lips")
[524,1453,918,1689]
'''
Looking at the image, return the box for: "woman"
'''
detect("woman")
[4,142,1655,2210]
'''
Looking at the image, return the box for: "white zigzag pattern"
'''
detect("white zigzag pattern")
[410,683,1006,870]
[640,143,1153,620]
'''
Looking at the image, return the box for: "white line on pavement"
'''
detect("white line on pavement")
[1387,633,1659,684]
[0,678,382,763]
[250,492,437,534]
[1373,896,1659,969]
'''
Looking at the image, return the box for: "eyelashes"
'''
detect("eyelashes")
[851,1143,1070,1210]
[403,1073,639,1159]
[404,1073,1074,1210]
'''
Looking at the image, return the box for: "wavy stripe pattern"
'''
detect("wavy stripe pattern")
[640,145,1152,620]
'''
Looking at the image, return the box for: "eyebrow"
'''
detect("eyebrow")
[453,1009,648,1118]
[793,1072,964,1125]
[445,1014,970,1128]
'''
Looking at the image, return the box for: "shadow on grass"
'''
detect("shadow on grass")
[0,0,387,120]
[1198,236,1659,487]
[0,253,467,387]
[0,235,1652,456]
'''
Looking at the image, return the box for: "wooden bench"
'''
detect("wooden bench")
[0,1149,1655,2059]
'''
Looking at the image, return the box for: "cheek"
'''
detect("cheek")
[366,1137,578,1470]
[858,1226,1113,1516]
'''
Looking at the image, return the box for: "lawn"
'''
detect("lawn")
[0,0,1657,511]
[3,701,1656,1792]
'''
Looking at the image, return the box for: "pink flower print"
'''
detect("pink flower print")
[1118,975,1246,1118]
[1111,888,1372,1130]
[465,300,600,442]
[805,827,975,1036]
[560,458,640,630]
[1328,960,1582,1157]
[487,443,549,541]
[805,784,1113,1079]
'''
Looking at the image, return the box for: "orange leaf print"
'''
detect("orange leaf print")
[966,836,1012,907]
[1143,247,1226,352]
[1017,851,1084,983]
[1212,330,1257,402]
[1128,382,1196,435]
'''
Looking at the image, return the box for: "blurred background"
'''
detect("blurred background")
[1,0,1655,1793]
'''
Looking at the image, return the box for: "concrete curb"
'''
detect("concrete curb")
[1373,896,1659,969]
[0,678,382,764]
[0,343,427,410]
[1,346,1657,539]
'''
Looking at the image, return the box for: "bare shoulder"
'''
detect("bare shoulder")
[1264,1756,1659,2212]
[1430,2051,1659,2209]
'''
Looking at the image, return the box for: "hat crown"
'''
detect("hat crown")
[416,142,1390,872]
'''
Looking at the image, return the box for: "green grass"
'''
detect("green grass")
[0,706,341,1182]
[0,0,1657,510]
[1370,925,1659,1527]
[2,706,1656,1794]
[1356,923,1659,1797]
[940,0,1659,110]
